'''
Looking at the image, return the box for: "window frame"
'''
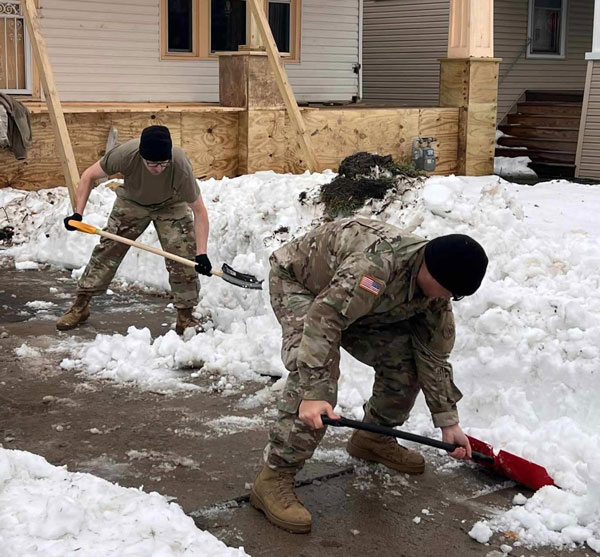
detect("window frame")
[160,0,301,63]
[526,0,568,60]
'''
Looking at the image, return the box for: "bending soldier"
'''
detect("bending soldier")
[57,125,211,334]
[251,217,488,533]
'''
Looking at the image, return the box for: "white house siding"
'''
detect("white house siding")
[362,0,449,106]
[37,0,359,103]
[496,0,593,119]
[577,61,600,179]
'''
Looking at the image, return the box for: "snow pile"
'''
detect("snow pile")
[0,448,248,556]
[4,171,600,552]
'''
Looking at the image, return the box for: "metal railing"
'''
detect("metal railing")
[499,38,532,87]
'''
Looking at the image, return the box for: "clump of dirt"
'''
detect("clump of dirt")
[319,152,425,218]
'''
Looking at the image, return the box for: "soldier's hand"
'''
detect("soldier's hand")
[441,423,472,460]
[298,400,339,429]
[194,254,212,276]
[64,212,82,231]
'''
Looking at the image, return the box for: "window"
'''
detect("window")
[161,0,301,62]
[527,0,567,58]
[0,1,32,94]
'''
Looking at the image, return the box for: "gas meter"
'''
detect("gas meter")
[412,137,437,172]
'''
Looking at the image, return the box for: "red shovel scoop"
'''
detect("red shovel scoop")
[322,416,554,491]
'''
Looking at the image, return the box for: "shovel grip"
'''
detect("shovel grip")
[322,416,494,465]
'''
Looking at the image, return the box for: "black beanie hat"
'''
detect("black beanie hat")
[139,125,172,161]
[424,234,488,297]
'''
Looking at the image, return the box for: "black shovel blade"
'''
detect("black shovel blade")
[221,263,263,290]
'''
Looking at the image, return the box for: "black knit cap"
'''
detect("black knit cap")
[139,125,172,161]
[424,234,488,297]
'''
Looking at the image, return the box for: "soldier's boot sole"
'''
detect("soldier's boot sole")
[249,487,312,534]
[346,437,425,475]
[56,307,90,331]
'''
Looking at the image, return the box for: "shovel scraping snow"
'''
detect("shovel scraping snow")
[68,220,263,290]
[322,415,555,491]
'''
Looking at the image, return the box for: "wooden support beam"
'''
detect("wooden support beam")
[21,0,80,208]
[246,0,318,172]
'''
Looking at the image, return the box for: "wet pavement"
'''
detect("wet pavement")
[0,260,591,557]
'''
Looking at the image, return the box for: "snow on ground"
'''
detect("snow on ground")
[0,447,248,556]
[3,170,600,553]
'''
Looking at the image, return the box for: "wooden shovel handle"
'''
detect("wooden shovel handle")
[68,220,223,277]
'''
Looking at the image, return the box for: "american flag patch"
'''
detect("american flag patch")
[359,275,382,296]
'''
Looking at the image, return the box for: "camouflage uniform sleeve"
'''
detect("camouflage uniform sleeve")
[297,253,390,401]
[409,300,463,428]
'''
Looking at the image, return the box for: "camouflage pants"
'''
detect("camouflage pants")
[78,196,199,309]
[266,260,420,470]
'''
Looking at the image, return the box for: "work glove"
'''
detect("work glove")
[194,254,212,276]
[64,212,83,231]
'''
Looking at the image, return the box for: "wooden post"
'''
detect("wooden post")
[21,0,80,208]
[246,0,318,172]
[447,0,494,59]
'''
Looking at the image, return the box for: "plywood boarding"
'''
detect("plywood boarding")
[0,109,239,189]
[38,0,358,103]
[464,102,496,175]
[280,107,458,174]
[576,61,600,180]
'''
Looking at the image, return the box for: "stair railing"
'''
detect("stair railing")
[499,38,532,87]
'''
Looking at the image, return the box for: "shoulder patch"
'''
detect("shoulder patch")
[359,275,383,296]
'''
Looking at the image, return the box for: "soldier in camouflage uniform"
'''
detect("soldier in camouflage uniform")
[250,217,488,533]
[57,125,212,334]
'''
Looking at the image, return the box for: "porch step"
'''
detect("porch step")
[529,161,575,178]
[498,124,579,140]
[525,90,584,103]
[516,102,582,117]
[506,114,581,128]
[497,136,577,152]
[495,147,575,164]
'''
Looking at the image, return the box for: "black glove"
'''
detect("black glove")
[64,212,83,231]
[194,254,212,276]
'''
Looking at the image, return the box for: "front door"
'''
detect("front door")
[0,1,31,94]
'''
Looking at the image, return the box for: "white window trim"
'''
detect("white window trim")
[527,0,568,59]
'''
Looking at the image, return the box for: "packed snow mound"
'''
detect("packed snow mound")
[3,171,600,552]
[0,448,248,556]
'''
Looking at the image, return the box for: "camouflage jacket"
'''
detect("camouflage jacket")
[271,218,462,427]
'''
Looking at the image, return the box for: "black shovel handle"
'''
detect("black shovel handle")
[322,415,494,465]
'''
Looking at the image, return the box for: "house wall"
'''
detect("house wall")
[362,0,592,118]
[576,61,600,179]
[495,0,592,119]
[36,0,359,103]
[362,0,448,106]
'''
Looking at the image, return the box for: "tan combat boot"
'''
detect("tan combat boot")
[250,465,312,534]
[56,294,91,331]
[346,429,425,474]
[175,308,201,335]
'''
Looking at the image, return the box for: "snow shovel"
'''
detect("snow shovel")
[322,415,555,491]
[68,220,263,290]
